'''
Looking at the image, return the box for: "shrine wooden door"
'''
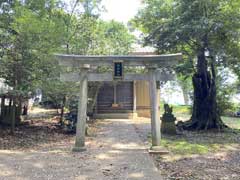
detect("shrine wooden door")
[97,82,133,113]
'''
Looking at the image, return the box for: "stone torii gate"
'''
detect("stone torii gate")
[56,54,182,152]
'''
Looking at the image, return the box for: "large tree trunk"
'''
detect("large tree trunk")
[0,96,6,122]
[181,48,226,130]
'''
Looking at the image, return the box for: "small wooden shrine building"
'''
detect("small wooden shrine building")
[95,81,158,118]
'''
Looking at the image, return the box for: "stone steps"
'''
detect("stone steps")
[93,113,138,119]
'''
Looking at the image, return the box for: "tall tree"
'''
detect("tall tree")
[39,0,104,123]
[0,0,64,129]
[133,0,240,130]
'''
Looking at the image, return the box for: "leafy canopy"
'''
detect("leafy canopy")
[133,0,240,68]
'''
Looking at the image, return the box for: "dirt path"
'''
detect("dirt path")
[0,119,162,180]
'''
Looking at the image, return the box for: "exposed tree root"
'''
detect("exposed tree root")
[177,118,228,131]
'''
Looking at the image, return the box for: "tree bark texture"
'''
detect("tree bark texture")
[182,48,226,130]
[0,97,6,122]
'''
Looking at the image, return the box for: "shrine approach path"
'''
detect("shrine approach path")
[0,118,162,180]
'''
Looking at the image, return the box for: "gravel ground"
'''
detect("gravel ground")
[0,118,162,180]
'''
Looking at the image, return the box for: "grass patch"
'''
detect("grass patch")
[161,139,209,155]
[157,131,240,157]
[160,138,209,155]
[159,103,191,115]
[160,104,240,130]
[157,129,240,156]
[153,105,240,156]
[147,114,240,157]
[222,116,240,129]
[172,105,191,115]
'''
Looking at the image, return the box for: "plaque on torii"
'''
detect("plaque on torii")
[56,53,182,152]
[113,61,123,80]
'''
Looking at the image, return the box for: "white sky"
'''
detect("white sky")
[101,0,142,23]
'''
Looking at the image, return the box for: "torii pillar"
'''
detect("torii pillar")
[148,67,161,148]
[72,67,89,152]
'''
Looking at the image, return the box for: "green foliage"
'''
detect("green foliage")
[65,16,135,55]
[0,0,66,127]
[0,0,64,97]
[216,68,238,115]
[98,20,135,55]
[133,0,240,67]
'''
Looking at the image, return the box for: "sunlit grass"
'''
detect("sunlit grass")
[222,116,240,129]
[159,104,191,116]
[160,138,209,155]
[159,116,240,156]
[148,109,240,157]
[159,134,234,157]
[149,132,239,159]
[161,104,240,130]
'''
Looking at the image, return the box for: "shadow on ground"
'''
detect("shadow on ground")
[0,118,75,151]
[133,116,240,180]
[0,118,162,180]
